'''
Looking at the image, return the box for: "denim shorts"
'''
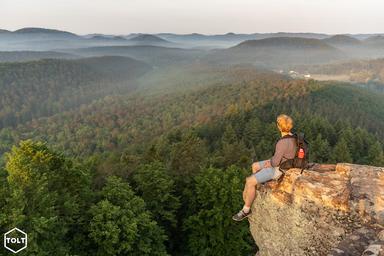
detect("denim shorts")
[252,160,283,183]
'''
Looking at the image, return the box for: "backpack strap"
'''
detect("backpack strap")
[275,133,297,169]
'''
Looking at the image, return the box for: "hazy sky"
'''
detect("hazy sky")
[2,0,384,35]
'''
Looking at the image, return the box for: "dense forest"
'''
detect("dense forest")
[0,57,150,128]
[0,62,383,255]
[0,27,384,255]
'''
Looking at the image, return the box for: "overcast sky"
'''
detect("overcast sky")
[1,0,384,35]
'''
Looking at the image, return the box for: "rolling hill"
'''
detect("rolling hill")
[158,32,330,43]
[0,27,384,256]
[128,34,174,47]
[207,37,345,67]
[323,34,362,46]
[0,57,383,256]
[129,34,169,43]
[365,35,384,47]
[0,51,78,62]
[233,37,335,49]
[0,27,81,41]
[13,27,78,37]
[89,35,128,41]
[0,27,84,51]
[67,45,204,66]
[0,56,151,128]
[2,67,383,159]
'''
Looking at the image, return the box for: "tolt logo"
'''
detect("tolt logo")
[3,228,27,254]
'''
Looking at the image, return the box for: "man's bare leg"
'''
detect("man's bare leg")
[242,183,247,202]
[233,176,258,221]
[244,176,258,207]
[243,162,261,202]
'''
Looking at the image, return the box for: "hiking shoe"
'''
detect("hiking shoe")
[232,209,251,221]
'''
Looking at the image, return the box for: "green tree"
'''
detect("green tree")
[88,176,168,256]
[133,162,180,229]
[367,141,384,166]
[310,134,331,163]
[0,168,10,230]
[184,166,253,256]
[214,125,251,168]
[332,138,353,163]
[169,132,208,179]
[2,140,91,255]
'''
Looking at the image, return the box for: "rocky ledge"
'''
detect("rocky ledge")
[249,163,384,256]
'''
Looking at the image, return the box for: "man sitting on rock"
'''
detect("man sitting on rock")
[232,114,297,221]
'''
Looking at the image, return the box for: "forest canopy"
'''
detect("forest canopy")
[0,59,383,255]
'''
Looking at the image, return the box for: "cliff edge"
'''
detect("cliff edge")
[249,163,384,256]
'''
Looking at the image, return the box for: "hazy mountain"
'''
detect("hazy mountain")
[157,32,330,49]
[13,27,78,37]
[351,33,384,40]
[158,33,208,41]
[129,34,170,44]
[0,51,78,62]
[0,56,151,128]
[158,32,329,42]
[2,27,384,53]
[323,34,362,46]
[320,35,384,59]
[89,35,127,41]
[365,35,384,46]
[74,55,151,78]
[158,32,329,49]
[0,27,84,51]
[67,45,204,66]
[207,37,345,67]
[258,32,329,39]
[155,33,243,49]
[233,37,334,49]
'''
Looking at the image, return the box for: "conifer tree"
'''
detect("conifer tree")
[184,166,253,256]
[88,176,168,256]
[332,138,353,163]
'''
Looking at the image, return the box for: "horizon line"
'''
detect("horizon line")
[2,27,384,36]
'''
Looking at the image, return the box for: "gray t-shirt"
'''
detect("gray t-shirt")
[270,136,297,167]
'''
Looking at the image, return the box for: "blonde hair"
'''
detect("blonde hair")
[276,114,293,133]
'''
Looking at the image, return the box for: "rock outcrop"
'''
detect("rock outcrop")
[249,163,384,256]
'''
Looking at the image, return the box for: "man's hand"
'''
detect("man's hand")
[263,160,272,168]
[252,160,272,173]
[251,162,260,173]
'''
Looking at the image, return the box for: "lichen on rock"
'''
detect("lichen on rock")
[249,163,384,256]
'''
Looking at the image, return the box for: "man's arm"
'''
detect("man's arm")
[270,140,286,167]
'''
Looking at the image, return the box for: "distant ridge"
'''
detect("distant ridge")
[365,35,384,43]
[207,37,345,67]
[0,51,77,63]
[158,32,328,39]
[323,34,362,46]
[263,32,329,39]
[90,35,127,41]
[68,45,202,66]
[129,34,170,43]
[232,37,335,50]
[0,29,10,33]
[13,27,77,36]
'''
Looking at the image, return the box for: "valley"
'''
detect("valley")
[0,27,383,256]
